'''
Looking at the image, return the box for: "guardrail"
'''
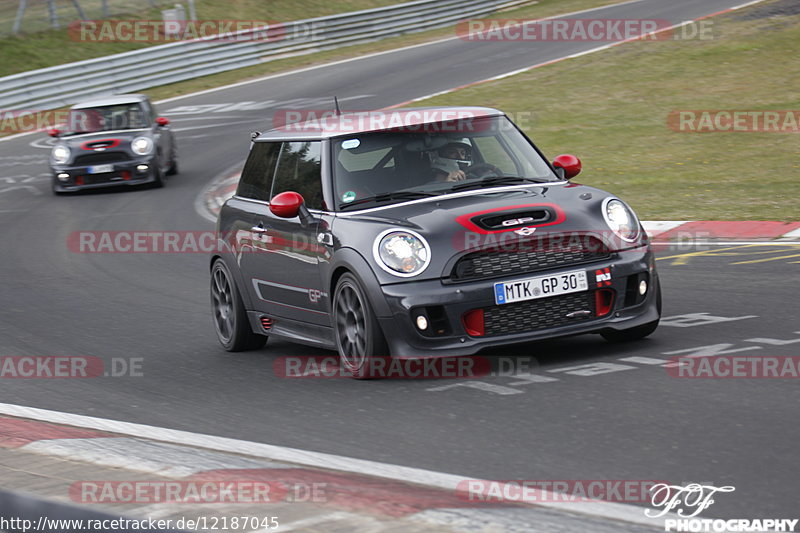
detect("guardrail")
[0,0,530,111]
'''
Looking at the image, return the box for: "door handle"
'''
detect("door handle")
[251,223,269,234]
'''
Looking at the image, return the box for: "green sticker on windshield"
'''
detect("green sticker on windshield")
[342,191,357,203]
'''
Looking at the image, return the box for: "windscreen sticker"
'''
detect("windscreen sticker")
[342,191,357,203]
[341,139,360,150]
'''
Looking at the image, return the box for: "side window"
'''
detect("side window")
[271,141,324,210]
[237,142,281,202]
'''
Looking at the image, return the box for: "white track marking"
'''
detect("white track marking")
[0,402,660,527]
[778,227,800,240]
[641,221,691,236]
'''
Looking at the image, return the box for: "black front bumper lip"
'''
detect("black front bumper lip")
[52,158,157,191]
[374,247,658,356]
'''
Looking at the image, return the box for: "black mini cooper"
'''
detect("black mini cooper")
[210,107,660,377]
[49,94,177,194]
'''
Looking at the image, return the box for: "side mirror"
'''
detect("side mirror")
[552,154,582,179]
[155,117,170,127]
[270,191,311,225]
[48,128,61,138]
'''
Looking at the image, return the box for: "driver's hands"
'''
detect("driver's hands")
[445,170,466,182]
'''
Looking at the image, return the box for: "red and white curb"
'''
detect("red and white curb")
[642,221,800,242]
[0,404,667,530]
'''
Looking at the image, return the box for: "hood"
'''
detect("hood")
[53,130,152,164]
[333,183,646,283]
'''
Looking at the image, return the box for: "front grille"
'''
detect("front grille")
[73,152,130,166]
[83,174,117,184]
[483,292,596,336]
[452,237,611,281]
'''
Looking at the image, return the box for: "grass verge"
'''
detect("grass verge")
[410,0,800,220]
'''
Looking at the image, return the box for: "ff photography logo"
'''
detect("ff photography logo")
[646,483,798,532]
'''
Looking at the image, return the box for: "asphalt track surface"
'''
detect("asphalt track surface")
[1,0,797,523]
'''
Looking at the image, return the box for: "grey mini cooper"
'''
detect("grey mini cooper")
[210,107,660,377]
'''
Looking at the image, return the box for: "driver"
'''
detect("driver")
[430,138,472,182]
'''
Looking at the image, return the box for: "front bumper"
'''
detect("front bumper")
[51,156,158,192]
[375,246,659,356]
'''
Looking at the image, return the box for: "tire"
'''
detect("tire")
[151,160,165,188]
[333,273,389,379]
[211,259,267,351]
[601,279,661,342]
[166,152,178,176]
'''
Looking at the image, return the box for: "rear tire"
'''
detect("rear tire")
[211,259,267,351]
[333,273,389,379]
[601,279,661,342]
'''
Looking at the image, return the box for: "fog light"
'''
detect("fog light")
[415,315,428,331]
[57,173,69,181]
[639,280,648,296]
[136,164,149,171]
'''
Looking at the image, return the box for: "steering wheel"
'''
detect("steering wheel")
[465,163,502,179]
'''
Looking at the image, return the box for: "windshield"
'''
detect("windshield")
[332,115,558,210]
[64,103,149,135]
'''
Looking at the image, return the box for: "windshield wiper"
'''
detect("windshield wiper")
[448,175,542,192]
[339,190,438,210]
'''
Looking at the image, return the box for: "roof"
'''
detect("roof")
[255,106,505,141]
[71,94,149,109]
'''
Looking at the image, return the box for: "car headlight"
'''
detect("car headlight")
[131,137,153,155]
[602,198,640,242]
[51,144,70,164]
[374,230,431,277]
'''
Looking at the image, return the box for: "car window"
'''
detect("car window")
[271,141,324,210]
[473,136,517,176]
[237,142,281,202]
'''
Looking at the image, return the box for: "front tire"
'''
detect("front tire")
[211,259,267,351]
[151,161,165,188]
[166,151,179,176]
[333,273,388,379]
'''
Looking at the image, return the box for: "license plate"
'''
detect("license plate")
[88,164,113,174]
[494,269,588,305]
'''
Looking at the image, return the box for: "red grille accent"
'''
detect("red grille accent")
[595,289,615,317]
[462,309,485,337]
[260,316,273,330]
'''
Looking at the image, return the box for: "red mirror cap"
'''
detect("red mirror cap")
[48,128,61,138]
[270,191,305,218]
[155,117,170,126]
[553,154,582,179]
